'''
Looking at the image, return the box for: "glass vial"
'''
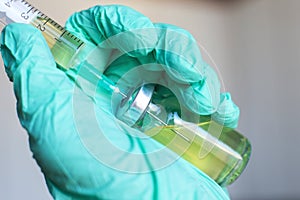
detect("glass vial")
[115,84,251,186]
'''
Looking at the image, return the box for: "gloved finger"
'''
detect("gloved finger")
[152,23,240,128]
[151,23,220,115]
[0,23,74,139]
[212,93,240,128]
[65,5,158,57]
[153,23,206,84]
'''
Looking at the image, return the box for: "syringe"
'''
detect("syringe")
[0,0,190,139]
[0,0,125,97]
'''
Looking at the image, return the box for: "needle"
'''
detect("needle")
[84,62,191,143]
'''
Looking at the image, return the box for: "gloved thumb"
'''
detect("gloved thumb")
[0,23,73,138]
[1,23,56,81]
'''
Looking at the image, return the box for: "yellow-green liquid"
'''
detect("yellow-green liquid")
[31,16,89,70]
[145,121,251,186]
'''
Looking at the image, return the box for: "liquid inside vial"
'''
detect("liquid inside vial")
[144,120,251,186]
[119,85,252,186]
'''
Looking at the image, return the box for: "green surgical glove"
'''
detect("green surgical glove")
[0,5,239,200]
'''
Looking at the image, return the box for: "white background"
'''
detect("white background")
[1,0,299,199]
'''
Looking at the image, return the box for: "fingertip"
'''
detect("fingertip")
[212,93,240,128]
[1,23,55,81]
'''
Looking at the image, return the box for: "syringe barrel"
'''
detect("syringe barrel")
[0,0,86,68]
[0,0,118,95]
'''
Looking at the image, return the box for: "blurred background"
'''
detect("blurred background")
[1,0,299,199]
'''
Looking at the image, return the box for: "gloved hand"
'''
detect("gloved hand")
[1,5,239,200]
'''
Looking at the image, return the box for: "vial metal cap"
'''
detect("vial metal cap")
[116,84,155,126]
